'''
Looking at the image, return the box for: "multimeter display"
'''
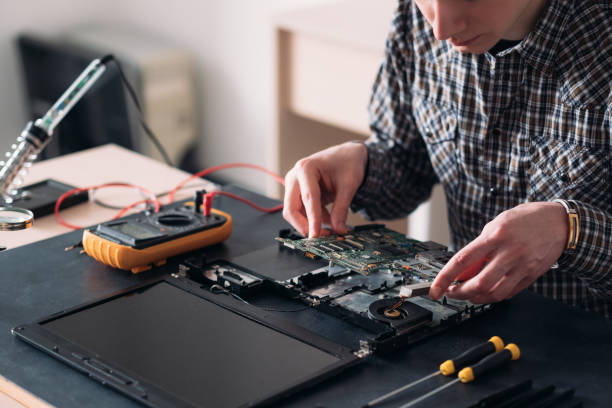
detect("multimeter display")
[83,200,233,273]
[101,221,166,244]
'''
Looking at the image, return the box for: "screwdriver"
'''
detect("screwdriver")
[398,343,521,408]
[364,336,504,407]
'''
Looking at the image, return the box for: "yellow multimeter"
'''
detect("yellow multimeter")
[82,200,232,273]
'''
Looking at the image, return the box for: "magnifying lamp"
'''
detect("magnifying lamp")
[0,207,34,231]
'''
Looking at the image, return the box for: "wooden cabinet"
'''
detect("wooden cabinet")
[271,0,449,243]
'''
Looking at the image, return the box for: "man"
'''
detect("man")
[283,0,611,317]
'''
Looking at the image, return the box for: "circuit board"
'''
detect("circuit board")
[182,224,490,355]
[275,224,452,283]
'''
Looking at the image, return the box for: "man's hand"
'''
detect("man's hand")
[283,142,368,238]
[429,202,569,304]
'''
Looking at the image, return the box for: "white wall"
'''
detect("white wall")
[0,0,330,193]
[0,0,112,147]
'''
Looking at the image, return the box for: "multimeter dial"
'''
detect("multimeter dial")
[156,213,193,227]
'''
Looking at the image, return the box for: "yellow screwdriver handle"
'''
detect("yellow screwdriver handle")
[458,343,520,383]
[440,336,505,375]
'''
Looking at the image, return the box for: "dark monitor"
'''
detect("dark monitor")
[13,278,359,407]
[16,34,135,159]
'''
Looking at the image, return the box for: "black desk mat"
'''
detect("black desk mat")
[1,185,611,407]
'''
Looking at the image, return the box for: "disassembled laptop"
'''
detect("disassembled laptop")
[181,224,491,356]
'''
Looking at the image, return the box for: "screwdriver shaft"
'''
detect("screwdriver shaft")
[365,371,441,407]
[364,337,503,408]
[394,344,519,408]
[397,378,460,408]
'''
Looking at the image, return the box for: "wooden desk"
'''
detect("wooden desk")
[0,376,50,408]
[0,144,214,250]
[271,0,450,243]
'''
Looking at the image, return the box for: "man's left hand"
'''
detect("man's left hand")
[429,202,569,304]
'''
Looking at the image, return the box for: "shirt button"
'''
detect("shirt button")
[489,187,497,196]
[492,128,502,137]
[560,173,570,183]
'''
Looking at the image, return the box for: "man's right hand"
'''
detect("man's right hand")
[283,141,368,238]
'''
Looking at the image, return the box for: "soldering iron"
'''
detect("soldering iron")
[0,57,109,205]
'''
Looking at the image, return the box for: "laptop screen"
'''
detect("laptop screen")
[42,281,341,407]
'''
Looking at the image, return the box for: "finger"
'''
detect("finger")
[318,207,334,236]
[282,175,309,237]
[330,188,353,234]
[468,271,525,304]
[321,205,332,226]
[455,257,488,281]
[429,237,494,299]
[296,169,322,238]
[504,277,534,300]
[445,253,513,300]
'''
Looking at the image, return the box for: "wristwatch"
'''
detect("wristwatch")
[552,199,580,250]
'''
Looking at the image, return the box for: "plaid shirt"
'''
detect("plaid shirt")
[352,0,612,318]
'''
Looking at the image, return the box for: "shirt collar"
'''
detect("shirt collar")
[517,0,573,73]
